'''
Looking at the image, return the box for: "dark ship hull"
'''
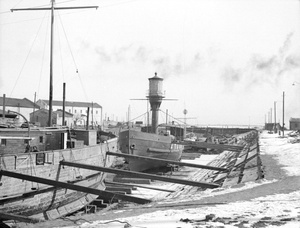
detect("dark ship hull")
[119,129,183,171]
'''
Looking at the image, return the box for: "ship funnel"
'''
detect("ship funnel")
[147,72,165,134]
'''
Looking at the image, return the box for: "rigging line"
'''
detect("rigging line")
[57,11,78,71]
[9,10,48,98]
[57,11,65,83]
[37,11,50,99]
[1,9,92,26]
[0,0,24,14]
[160,109,186,125]
[129,111,149,123]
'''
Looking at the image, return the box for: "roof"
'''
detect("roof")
[0,97,40,109]
[290,118,300,122]
[54,109,73,117]
[38,99,102,109]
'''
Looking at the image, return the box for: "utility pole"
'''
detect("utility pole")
[274,101,277,133]
[62,83,66,126]
[282,91,285,136]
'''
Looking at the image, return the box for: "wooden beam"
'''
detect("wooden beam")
[0,212,41,223]
[104,180,175,193]
[60,161,220,189]
[106,151,228,172]
[0,170,150,204]
[175,141,244,152]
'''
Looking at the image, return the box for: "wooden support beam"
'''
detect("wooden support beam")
[60,161,220,189]
[0,170,151,204]
[0,212,41,224]
[104,180,175,193]
[176,141,244,152]
[106,151,227,172]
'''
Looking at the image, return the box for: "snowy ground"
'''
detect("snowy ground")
[21,131,300,228]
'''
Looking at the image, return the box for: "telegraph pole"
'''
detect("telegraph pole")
[282,91,285,136]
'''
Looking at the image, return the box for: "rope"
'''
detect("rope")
[37,11,50,99]
[9,10,48,97]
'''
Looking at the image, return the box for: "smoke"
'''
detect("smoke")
[220,32,300,90]
[93,44,204,78]
[95,47,111,62]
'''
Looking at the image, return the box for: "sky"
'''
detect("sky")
[1,0,300,126]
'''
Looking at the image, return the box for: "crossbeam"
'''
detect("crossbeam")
[60,161,220,189]
[104,180,175,193]
[176,141,244,152]
[106,151,227,171]
[11,6,98,12]
[0,170,150,204]
[0,212,41,224]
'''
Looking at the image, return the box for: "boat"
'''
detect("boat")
[0,1,118,222]
[118,73,184,172]
[0,127,118,221]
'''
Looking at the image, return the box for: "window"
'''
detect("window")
[75,110,77,113]
[96,111,98,114]
[39,136,43,143]
[80,110,82,114]
[1,139,6,146]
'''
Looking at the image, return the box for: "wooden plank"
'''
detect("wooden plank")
[0,212,41,223]
[0,170,151,204]
[60,161,220,189]
[106,151,228,171]
[105,180,175,193]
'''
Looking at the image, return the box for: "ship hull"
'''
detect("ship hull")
[118,130,183,172]
[0,137,118,221]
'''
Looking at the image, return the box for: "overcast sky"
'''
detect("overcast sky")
[1,0,300,126]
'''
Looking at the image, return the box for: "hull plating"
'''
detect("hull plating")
[119,130,183,171]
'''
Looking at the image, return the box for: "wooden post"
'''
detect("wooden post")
[2,94,5,119]
[62,83,65,126]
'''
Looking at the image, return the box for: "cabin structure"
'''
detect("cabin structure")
[29,108,74,127]
[0,96,39,123]
[289,118,300,130]
[36,99,102,127]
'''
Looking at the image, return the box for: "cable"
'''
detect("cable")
[9,10,48,98]
[37,11,50,99]
[57,11,66,83]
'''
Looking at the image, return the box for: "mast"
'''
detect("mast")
[48,0,54,126]
[11,1,98,127]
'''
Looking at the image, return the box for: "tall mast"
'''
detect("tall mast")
[49,0,54,126]
[11,1,98,127]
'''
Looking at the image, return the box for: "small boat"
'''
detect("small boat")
[119,73,184,172]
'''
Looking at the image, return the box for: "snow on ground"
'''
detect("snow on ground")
[59,131,300,228]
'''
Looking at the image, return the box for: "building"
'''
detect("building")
[29,108,73,127]
[289,118,300,131]
[0,96,39,123]
[36,99,102,127]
